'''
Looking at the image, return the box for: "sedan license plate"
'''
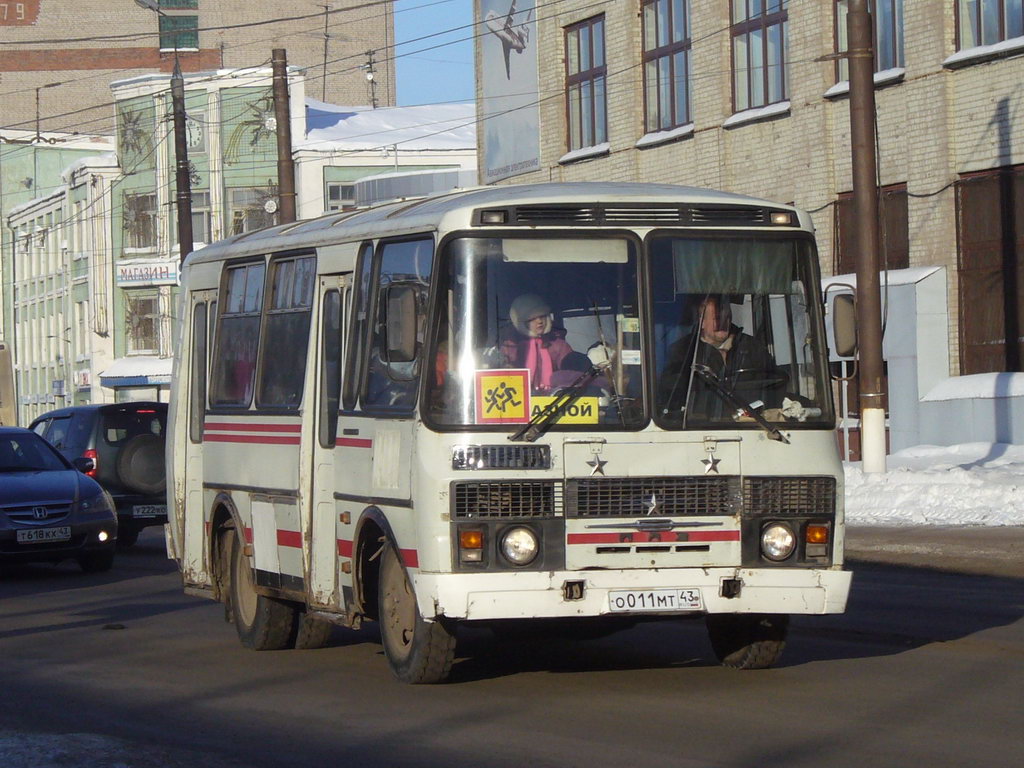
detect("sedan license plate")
[608,588,703,613]
[16,526,72,544]
[133,504,166,518]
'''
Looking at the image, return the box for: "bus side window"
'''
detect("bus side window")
[189,302,208,444]
[319,289,342,447]
[363,237,433,411]
[343,242,374,411]
[257,254,316,409]
[211,261,265,407]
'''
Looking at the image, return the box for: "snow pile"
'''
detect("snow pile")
[845,443,1024,527]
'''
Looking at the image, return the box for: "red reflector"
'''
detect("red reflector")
[83,449,98,478]
[136,409,156,413]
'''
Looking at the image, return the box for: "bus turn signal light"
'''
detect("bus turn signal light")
[459,529,484,563]
[805,525,829,544]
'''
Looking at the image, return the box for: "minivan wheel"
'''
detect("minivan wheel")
[116,527,140,548]
[228,532,297,650]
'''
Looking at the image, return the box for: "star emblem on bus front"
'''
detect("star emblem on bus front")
[701,455,721,474]
[644,494,661,515]
[586,456,607,476]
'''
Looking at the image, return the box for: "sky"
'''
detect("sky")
[393,0,476,106]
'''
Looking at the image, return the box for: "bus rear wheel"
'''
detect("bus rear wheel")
[229,532,297,651]
[706,613,789,670]
[378,542,455,684]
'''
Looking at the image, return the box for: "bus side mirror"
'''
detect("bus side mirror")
[385,284,417,363]
[832,293,857,357]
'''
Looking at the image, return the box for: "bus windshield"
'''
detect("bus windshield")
[650,235,834,429]
[426,236,644,429]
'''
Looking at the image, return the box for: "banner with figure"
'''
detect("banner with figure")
[478,0,540,183]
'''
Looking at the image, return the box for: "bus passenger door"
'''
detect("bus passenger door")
[307,273,350,609]
[177,289,217,584]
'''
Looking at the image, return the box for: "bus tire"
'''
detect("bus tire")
[293,612,333,650]
[229,532,297,651]
[378,542,455,684]
[706,613,788,670]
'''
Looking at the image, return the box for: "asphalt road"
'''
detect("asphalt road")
[2,528,1023,768]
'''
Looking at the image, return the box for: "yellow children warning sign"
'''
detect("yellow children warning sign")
[475,369,531,423]
[531,396,600,424]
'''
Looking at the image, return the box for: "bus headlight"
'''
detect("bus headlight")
[500,526,539,566]
[760,522,796,561]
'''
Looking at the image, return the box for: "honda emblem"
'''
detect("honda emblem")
[33,506,48,520]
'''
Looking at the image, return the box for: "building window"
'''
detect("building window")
[159,14,198,50]
[731,0,789,112]
[958,0,1024,48]
[642,0,692,132]
[833,184,909,276]
[326,182,356,212]
[123,192,158,250]
[126,293,160,354]
[957,165,1024,374]
[565,16,607,151]
[835,0,904,81]
[228,187,278,235]
[190,190,212,245]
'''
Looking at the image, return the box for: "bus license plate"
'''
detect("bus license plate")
[608,588,703,613]
[133,505,166,518]
[16,527,72,544]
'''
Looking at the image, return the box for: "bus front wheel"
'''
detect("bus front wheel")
[706,613,789,670]
[229,532,297,651]
[378,542,455,684]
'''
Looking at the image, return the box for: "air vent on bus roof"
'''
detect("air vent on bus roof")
[478,203,782,227]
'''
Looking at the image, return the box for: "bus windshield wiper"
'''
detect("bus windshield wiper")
[690,365,790,444]
[509,365,606,443]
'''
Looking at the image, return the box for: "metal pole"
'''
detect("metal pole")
[171,60,194,264]
[272,49,297,224]
[848,0,886,473]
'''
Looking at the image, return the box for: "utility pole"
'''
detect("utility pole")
[321,4,330,101]
[171,59,194,264]
[364,50,378,109]
[848,0,886,473]
[272,49,297,224]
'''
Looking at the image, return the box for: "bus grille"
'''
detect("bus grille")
[451,481,562,519]
[452,444,551,470]
[507,204,775,227]
[566,476,739,518]
[743,476,836,516]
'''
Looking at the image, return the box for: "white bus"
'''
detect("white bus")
[167,182,852,683]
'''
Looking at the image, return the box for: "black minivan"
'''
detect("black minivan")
[30,403,167,547]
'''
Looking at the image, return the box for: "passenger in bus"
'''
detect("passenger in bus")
[499,293,576,393]
[659,294,781,419]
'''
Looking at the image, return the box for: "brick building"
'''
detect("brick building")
[476,0,1024,448]
[0,0,395,135]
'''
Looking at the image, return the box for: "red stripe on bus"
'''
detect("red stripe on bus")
[203,434,301,445]
[336,539,416,567]
[336,437,373,448]
[204,422,301,433]
[277,530,303,548]
[567,530,740,545]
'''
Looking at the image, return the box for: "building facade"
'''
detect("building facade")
[0,0,395,135]
[476,0,1024,447]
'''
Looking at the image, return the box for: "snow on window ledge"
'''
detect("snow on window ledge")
[943,36,1024,68]
[558,142,610,165]
[824,67,906,99]
[723,101,790,129]
[635,123,694,149]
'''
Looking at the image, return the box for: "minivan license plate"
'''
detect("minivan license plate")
[608,588,703,613]
[16,527,72,544]
[133,505,166,518]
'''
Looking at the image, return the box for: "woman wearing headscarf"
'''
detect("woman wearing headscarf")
[499,293,576,393]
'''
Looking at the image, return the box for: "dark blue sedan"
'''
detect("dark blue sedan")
[0,426,117,572]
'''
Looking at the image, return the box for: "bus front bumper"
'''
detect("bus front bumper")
[414,567,852,621]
